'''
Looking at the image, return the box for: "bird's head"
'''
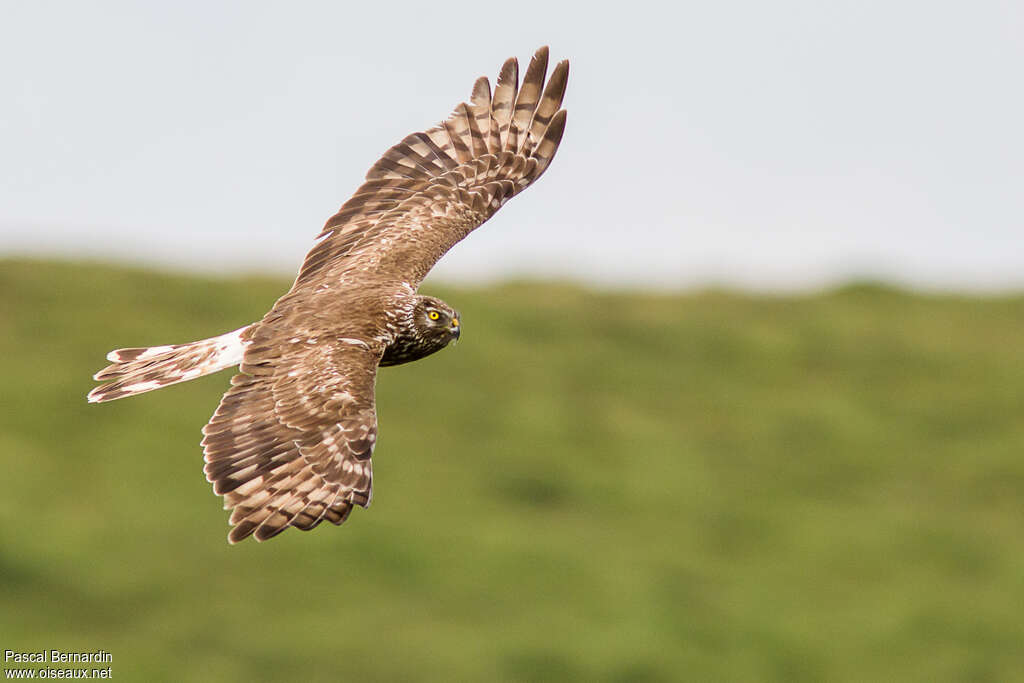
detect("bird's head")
[379,295,461,367]
[416,296,461,345]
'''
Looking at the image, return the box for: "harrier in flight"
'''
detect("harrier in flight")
[88,47,568,543]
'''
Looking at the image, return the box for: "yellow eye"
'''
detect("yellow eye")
[428,310,440,321]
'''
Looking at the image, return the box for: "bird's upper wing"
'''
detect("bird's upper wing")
[293,46,568,290]
[201,324,383,543]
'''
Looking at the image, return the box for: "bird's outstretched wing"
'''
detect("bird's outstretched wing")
[294,46,568,290]
[201,325,383,543]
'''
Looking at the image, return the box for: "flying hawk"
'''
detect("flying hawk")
[88,47,568,543]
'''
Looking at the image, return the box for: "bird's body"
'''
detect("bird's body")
[88,48,568,543]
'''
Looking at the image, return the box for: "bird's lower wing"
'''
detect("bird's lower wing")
[201,332,383,543]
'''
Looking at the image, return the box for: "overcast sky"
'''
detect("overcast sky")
[1,1,1021,291]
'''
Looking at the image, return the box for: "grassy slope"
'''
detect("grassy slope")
[1,259,1023,682]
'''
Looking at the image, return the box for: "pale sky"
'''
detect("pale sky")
[2,1,1021,291]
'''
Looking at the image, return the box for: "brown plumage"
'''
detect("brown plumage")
[87,47,568,543]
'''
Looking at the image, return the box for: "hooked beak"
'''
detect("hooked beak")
[450,317,460,340]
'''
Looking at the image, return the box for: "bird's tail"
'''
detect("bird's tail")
[87,326,251,403]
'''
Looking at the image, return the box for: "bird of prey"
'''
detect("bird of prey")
[88,47,568,543]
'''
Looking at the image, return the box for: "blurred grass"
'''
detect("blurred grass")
[1,258,1023,682]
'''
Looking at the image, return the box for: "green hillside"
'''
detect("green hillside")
[2,259,1023,682]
